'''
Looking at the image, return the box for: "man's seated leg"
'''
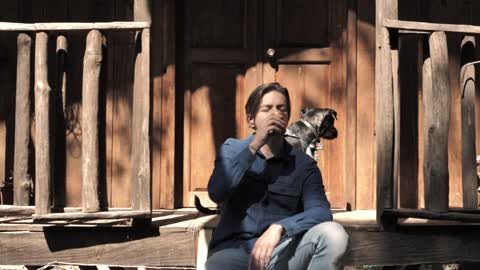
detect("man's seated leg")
[205,247,250,270]
[268,221,349,270]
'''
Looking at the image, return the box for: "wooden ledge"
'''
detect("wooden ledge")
[0,21,150,31]
[33,210,151,220]
[384,208,480,223]
[384,19,480,35]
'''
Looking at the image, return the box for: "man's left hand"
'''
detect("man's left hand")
[248,224,284,270]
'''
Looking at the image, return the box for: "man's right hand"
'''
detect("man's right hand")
[249,114,286,151]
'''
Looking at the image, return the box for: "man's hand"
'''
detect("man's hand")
[248,224,284,270]
[250,113,286,151]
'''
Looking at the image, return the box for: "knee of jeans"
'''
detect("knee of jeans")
[309,222,349,253]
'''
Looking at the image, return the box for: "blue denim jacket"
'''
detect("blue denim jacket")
[208,135,332,254]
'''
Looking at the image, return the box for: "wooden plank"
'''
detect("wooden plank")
[34,32,52,215]
[158,0,176,209]
[131,0,151,211]
[460,36,477,209]
[0,21,150,31]
[345,226,480,266]
[33,210,150,220]
[81,30,103,213]
[392,31,399,210]
[345,0,357,211]
[384,208,480,222]
[13,33,32,206]
[356,0,376,210]
[423,31,450,212]
[0,230,196,267]
[385,19,480,35]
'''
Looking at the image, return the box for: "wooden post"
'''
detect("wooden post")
[57,35,68,114]
[13,33,32,206]
[375,0,398,229]
[131,0,151,211]
[460,36,477,209]
[82,30,103,213]
[34,32,52,215]
[424,31,450,212]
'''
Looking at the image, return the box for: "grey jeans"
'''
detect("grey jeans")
[205,221,349,270]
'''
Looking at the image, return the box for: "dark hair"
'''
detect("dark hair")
[245,82,291,119]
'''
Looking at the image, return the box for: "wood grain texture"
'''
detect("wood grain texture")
[131,0,151,211]
[0,21,150,31]
[423,31,450,212]
[34,32,52,215]
[13,33,32,206]
[82,30,103,213]
[385,19,480,35]
[0,230,195,267]
[460,36,477,209]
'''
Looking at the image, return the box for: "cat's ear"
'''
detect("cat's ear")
[300,108,310,117]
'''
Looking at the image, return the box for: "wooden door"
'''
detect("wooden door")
[180,0,260,207]
[180,0,348,209]
[262,0,348,209]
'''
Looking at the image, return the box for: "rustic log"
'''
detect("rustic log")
[391,32,399,210]
[423,31,450,212]
[384,208,480,222]
[131,0,151,211]
[33,210,150,220]
[375,0,397,228]
[460,36,478,209]
[385,19,480,35]
[0,21,150,32]
[13,33,32,206]
[56,35,68,114]
[34,32,52,215]
[82,30,103,213]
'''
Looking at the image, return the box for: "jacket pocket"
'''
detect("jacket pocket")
[267,183,301,214]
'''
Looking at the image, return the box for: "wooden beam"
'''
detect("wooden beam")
[81,30,103,213]
[56,35,68,114]
[0,230,195,267]
[131,0,151,211]
[460,36,478,209]
[423,32,450,212]
[384,208,480,222]
[0,21,150,31]
[13,33,32,206]
[375,0,398,229]
[385,19,480,35]
[33,210,150,220]
[34,32,52,215]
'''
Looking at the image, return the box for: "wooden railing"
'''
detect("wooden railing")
[0,0,152,220]
[376,6,480,229]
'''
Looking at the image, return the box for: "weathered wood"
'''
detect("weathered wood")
[460,36,477,209]
[56,35,68,114]
[34,32,52,215]
[82,30,103,213]
[392,31,399,210]
[346,0,357,211]
[131,0,151,211]
[0,230,196,267]
[0,21,150,31]
[13,33,32,206]
[33,210,150,220]
[423,31,450,212]
[0,205,137,216]
[385,19,480,35]
[384,208,480,222]
[345,226,480,266]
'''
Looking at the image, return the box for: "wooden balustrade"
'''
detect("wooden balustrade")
[0,0,152,220]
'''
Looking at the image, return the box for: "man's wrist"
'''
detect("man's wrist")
[271,224,285,235]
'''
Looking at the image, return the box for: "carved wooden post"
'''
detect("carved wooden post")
[34,32,52,215]
[131,0,151,211]
[57,35,68,114]
[460,36,477,209]
[424,31,450,212]
[82,30,103,213]
[375,0,398,229]
[14,33,32,206]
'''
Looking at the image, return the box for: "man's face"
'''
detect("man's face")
[249,91,289,130]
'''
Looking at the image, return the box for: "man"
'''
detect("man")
[206,83,348,270]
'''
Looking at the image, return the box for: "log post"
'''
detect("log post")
[460,36,477,209]
[424,31,450,212]
[14,33,32,206]
[57,35,68,114]
[131,0,151,211]
[82,30,103,213]
[34,32,52,215]
[375,0,398,229]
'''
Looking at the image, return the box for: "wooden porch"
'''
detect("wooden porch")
[1,0,480,269]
